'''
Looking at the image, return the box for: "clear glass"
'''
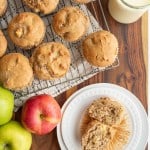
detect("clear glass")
[108,0,150,24]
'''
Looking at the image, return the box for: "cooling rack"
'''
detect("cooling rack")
[0,0,119,111]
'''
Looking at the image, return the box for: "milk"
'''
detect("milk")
[122,0,150,7]
[108,0,150,24]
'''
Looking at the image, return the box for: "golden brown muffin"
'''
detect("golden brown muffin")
[52,6,89,42]
[88,97,125,126]
[8,12,46,49]
[0,0,7,17]
[73,0,91,4]
[82,30,118,67]
[0,30,7,57]
[0,53,33,91]
[30,42,71,80]
[82,120,115,150]
[23,0,59,15]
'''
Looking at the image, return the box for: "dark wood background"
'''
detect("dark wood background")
[15,0,148,149]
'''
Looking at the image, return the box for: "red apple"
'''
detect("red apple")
[21,94,61,135]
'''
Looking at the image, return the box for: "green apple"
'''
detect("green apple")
[0,121,32,150]
[0,87,14,125]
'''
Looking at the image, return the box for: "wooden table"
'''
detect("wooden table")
[15,0,148,149]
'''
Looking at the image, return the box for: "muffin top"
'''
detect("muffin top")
[23,0,59,15]
[52,6,89,42]
[0,30,7,57]
[8,12,45,49]
[0,0,7,17]
[82,30,118,67]
[30,42,71,80]
[88,97,125,126]
[0,53,33,90]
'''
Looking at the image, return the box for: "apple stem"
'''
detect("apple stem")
[4,143,10,150]
[39,114,59,123]
[40,114,44,119]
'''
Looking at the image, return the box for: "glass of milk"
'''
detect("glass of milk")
[108,0,150,24]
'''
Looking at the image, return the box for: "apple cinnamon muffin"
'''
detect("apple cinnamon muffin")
[82,30,118,67]
[88,97,125,126]
[0,53,33,91]
[82,120,115,150]
[0,30,7,57]
[8,12,46,49]
[0,0,7,17]
[52,6,89,42]
[30,42,71,80]
[23,0,59,15]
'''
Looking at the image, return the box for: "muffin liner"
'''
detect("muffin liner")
[0,0,119,111]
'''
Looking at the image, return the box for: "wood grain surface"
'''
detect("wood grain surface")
[15,0,148,149]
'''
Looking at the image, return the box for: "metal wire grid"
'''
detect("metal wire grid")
[0,0,119,100]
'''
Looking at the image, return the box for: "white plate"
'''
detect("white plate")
[57,83,148,150]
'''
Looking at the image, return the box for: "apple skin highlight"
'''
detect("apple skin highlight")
[0,87,14,125]
[21,94,61,135]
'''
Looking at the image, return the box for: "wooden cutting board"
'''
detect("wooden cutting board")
[15,0,148,149]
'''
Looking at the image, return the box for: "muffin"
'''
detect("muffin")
[0,0,7,17]
[82,120,115,150]
[73,0,91,4]
[0,30,7,57]
[81,119,130,150]
[23,0,59,15]
[88,97,125,126]
[30,42,71,80]
[82,30,118,67]
[8,12,46,49]
[52,6,89,42]
[0,53,33,91]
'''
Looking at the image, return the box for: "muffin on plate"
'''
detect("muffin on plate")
[23,0,59,15]
[30,42,71,80]
[81,97,130,150]
[0,0,7,17]
[0,30,7,57]
[82,120,115,150]
[73,0,91,4]
[52,6,89,42]
[8,12,46,49]
[88,97,125,126]
[81,119,130,150]
[0,53,33,91]
[82,30,118,67]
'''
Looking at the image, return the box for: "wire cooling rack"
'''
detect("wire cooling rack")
[0,0,119,110]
